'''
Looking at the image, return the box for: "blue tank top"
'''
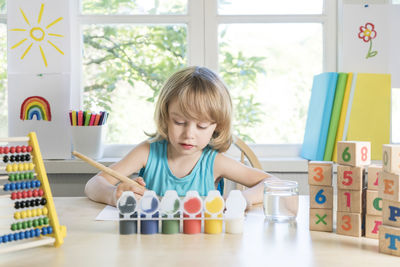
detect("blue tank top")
[139,139,217,197]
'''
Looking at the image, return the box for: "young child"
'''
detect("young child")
[85,66,278,207]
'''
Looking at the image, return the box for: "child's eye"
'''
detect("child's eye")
[197,124,209,129]
[174,120,185,125]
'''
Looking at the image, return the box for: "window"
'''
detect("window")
[80,0,332,147]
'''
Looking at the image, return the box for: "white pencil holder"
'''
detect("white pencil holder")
[71,125,105,159]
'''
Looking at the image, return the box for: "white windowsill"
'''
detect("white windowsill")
[43,156,309,174]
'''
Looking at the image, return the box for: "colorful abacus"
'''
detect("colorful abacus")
[0,132,66,253]
[117,189,247,235]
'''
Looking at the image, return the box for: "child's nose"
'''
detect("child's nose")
[183,124,196,138]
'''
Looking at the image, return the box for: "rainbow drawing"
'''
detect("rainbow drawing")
[20,96,52,121]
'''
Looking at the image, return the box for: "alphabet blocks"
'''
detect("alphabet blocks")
[382,199,400,228]
[337,189,364,213]
[337,165,366,190]
[366,189,382,216]
[309,185,333,209]
[382,144,400,174]
[367,164,382,191]
[365,214,383,239]
[309,208,333,232]
[308,161,333,186]
[379,225,400,257]
[378,171,400,202]
[336,211,363,237]
[337,141,371,167]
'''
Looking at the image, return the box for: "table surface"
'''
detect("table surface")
[0,196,399,267]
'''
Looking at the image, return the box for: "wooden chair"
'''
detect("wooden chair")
[217,135,262,195]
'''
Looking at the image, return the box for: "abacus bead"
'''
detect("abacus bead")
[17,191,22,199]
[37,208,42,216]
[3,155,8,163]
[12,163,18,172]
[38,218,43,226]
[43,217,49,224]
[33,219,38,227]
[38,189,44,196]
[8,234,14,242]
[32,199,37,206]
[43,207,48,215]
[3,147,9,154]
[15,182,21,190]
[14,202,20,209]
[10,147,15,153]
[8,173,14,181]
[16,146,21,153]
[20,181,26,190]
[25,154,31,161]
[41,227,48,235]
[15,155,20,162]
[10,155,15,162]
[3,235,9,243]
[0,147,3,153]
[35,228,40,237]
[14,233,19,241]
[11,224,17,231]
[10,183,16,191]
[27,146,32,152]
[29,172,34,179]
[21,146,27,153]
[18,163,24,172]
[11,192,17,200]
[47,226,53,234]
[21,210,27,219]
[19,232,24,240]
[21,221,27,229]
[41,198,47,206]
[3,183,9,191]
[36,180,41,187]
[28,163,34,170]
[32,189,38,197]
[26,209,32,217]
[24,230,30,239]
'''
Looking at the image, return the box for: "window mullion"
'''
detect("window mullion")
[188,0,205,66]
[204,0,219,72]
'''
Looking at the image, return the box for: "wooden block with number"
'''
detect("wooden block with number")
[378,171,400,202]
[382,199,400,228]
[309,208,333,232]
[382,144,400,174]
[309,185,333,209]
[337,189,365,213]
[336,211,363,237]
[308,161,333,186]
[379,225,400,257]
[366,189,382,216]
[337,165,366,190]
[367,164,382,190]
[337,141,371,167]
[365,214,383,239]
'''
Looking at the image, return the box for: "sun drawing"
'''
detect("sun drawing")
[10,3,64,67]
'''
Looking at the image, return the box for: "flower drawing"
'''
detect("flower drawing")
[358,22,377,59]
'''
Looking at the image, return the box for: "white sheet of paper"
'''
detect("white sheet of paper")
[8,73,71,159]
[96,205,119,221]
[341,4,390,74]
[7,0,71,74]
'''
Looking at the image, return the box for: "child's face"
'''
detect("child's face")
[167,99,217,156]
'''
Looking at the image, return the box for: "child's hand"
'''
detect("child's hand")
[115,177,147,200]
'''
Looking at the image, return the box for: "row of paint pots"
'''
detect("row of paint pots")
[117,189,247,235]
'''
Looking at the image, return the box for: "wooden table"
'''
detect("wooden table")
[0,196,398,266]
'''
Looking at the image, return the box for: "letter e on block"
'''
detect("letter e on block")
[379,225,400,257]
[308,161,333,186]
[379,172,400,202]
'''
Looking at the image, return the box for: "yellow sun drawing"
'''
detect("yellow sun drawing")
[10,3,64,67]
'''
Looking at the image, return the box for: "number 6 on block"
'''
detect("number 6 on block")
[337,141,371,167]
[309,185,333,209]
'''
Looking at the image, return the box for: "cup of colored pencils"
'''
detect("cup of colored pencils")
[69,110,108,159]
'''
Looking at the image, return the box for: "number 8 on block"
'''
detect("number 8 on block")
[337,141,371,167]
[309,185,333,209]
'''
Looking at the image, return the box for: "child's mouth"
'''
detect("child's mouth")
[180,143,194,150]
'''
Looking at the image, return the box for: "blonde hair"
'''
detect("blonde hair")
[151,66,233,152]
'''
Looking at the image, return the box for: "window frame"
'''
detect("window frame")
[2,0,337,159]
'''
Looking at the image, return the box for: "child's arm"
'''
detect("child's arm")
[214,153,279,206]
[84,141,150,206]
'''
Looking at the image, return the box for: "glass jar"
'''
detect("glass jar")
[263,180,299,222]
